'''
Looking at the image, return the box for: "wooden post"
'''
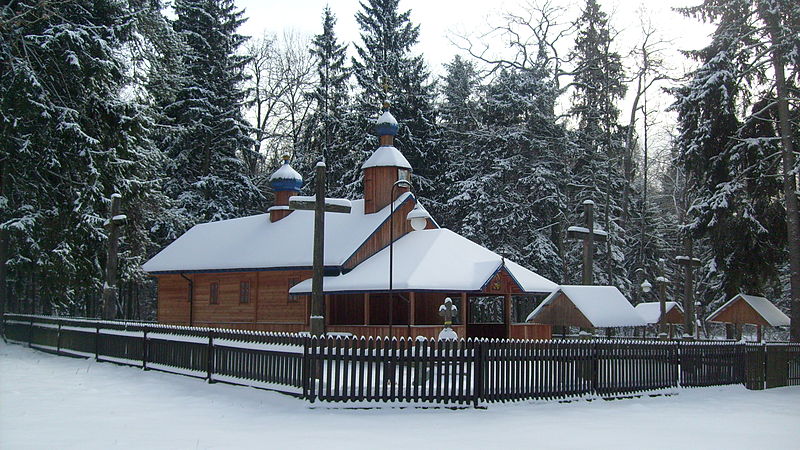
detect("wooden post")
[102,193,125,320]
[460,293,467,327]
[504,294,512,339]
[567,200,607,285]
[310,164,326,336]
[409,292,416,325]
[657,276,669,338]
[757,324,763,343]
[676,242,701,338]
[288,163,351,336]
[363,293,370,326]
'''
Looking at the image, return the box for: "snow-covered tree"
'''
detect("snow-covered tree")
[1,0,170,315]
[160,0,262,228]
[350,0,443,208]
[567,0,630,291]
[672,0,795,323]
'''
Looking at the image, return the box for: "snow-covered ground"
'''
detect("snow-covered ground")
[1,341,798,450]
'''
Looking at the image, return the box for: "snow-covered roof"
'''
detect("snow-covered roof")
[142,193,415,273]
[289,228,557,294]
[361,146,412,170]
[376,111,398,126]
[526,285,646,327]
[707,294,790,327]
[269,161,302,181]
[634,301,683,324]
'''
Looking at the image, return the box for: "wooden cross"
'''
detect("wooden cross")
[676,243,701,338]
[102,193,126,320]
[438,297,458,328]
[567,200,607,285]
[289,162,351,337]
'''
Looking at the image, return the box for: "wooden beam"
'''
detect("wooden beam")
[409,292,416,325]
[363,293,370,325]
[460,293,467,326]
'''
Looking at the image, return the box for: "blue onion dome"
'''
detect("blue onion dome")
[374,110,399,136]
[269,155,303,192]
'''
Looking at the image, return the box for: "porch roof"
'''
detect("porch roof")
[288,228,557,294]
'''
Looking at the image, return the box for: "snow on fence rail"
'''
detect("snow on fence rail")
[2,314,799,406]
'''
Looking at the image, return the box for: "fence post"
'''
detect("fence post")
[591,341,599,396]
[206,330,215,383]
[142,325,148,371]
[56,319,62,355]
[28,316,34,347]
[95,323,100,361]
[473,340,483,408]
[301,336,308,400]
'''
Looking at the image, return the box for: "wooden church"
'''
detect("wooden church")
[142,110,558,339]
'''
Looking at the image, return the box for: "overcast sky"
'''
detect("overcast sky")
[235,0,712,72]
[233,0,715,157]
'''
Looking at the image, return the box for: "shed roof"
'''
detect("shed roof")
[634,302,683,324]
[526,285,646,327]
[289,228,557,294]
[707,294,790,327]
[142,193,416,273]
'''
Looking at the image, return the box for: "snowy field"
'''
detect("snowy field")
[1,341,798,450]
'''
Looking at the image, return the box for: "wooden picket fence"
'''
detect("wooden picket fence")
[3,314,799,407]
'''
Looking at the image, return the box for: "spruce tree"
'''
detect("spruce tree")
[568,0,629,290]
[1,0,169,315]
[298,7,355,199]
[673,0,791,307]
[350,0,442,208]
[161,0,262,227]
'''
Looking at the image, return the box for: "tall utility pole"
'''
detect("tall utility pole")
[289,162,351,336]
[102,193,125,320]
[567,200,608,285]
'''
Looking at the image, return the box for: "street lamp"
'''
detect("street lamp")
[388,180,431,339]
[640,279,652,338]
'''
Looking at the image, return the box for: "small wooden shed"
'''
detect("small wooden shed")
[707,294,790,341]
[526,285,646,334]
[635,301,685,338]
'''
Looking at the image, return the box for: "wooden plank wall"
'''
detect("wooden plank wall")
[710,299,771,326]
[509,324,553,340]
[528,293,594,329]
[363,166,409,214]
[156,269,311,328]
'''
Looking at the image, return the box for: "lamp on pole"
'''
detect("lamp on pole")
[388,179,430,339]
[640,279,652,338]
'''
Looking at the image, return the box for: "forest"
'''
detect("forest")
[1,0,798,340]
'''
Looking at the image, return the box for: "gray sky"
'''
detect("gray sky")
[235,0,715,159]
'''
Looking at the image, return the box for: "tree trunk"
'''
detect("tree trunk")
[763,9,800,342]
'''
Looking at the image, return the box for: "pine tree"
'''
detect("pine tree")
[161,0,262,228]
[0,0,169,315]
[350,0,442,207]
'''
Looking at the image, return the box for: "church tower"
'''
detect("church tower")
[362,110,412,214]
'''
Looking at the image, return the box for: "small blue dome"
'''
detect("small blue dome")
[269,156,303,192]
[374,110,399,136]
